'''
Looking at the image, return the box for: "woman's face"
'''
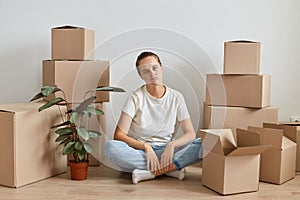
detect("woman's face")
[137,56,163,85]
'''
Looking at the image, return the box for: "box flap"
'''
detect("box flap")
[248,126,283,149]
[280,122,300,131]
[282,136,297,149]
[200,129,236,156]
[227,145,271,157]
[236,128,260,147]
[280,122,300,127]
[200,129,224,156]
[263,123,297,143]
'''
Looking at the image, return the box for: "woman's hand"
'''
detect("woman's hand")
[144,143,160,173]
[160,142,175,172]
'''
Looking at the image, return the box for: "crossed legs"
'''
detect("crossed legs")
[104,138,202,184]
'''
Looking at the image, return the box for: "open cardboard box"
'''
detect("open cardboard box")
[199,128,270,195]
[248,126,296,184]
[263,122,300,172]
[0,102,67,188]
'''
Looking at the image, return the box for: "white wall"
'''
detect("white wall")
[1,0,300,134]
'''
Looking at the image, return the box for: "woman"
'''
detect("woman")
[104,51,202,184]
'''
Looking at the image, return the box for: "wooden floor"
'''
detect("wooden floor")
[1,163,300,200]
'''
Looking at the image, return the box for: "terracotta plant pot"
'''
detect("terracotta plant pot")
[69,161,89,180]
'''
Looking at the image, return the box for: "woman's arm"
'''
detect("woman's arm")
[114,112,160,172]
[114,112,149,151]
[171,118,196,148]
[160,118,196,170]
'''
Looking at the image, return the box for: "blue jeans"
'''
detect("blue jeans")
[104,138,203,173]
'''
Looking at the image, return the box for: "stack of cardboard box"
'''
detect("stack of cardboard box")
[204,41,278,136]
[48,26,109,165]
[200,41,282,195]
[0,25,108,188]
[45,25,109,103]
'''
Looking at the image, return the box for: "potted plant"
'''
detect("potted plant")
[30,85,125,180]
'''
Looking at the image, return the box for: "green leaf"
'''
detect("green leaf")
[95,86,113,91]
[74,141,84,151]
[95,86,125,92]
[59,138,72,146]
[77,127,89,141]
[83,110,92,118]
[75,96,97,113]
[83,143,92,153]
[78,151,86,161]
[70,112,79,123]
[88,130,101,138]
[55,127,73,135]
[62,142,75,155]
[55,134,69,142]
[86,106,104,115]
[41,85,61,97]
[85,86,125,99]
[38,98,64,112]
[51,121,71,129]
[30,92,44,102]
[66,109,75,114]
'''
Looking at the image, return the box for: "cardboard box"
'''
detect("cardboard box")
[51,26,94,60]
[224,41,260,75]
[199,129,270,195]
[263,122,300,172]
[203,103,278,136]
[248,126,296,184]
[206,74,270,108]
[0,102,67,188]
[43,60,110,103]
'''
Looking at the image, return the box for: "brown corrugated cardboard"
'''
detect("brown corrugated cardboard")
[203,103,278,136]
[199,129,270,195]
[248,126,296,184]
[51,26,95,60]
[43,60,110,103]
[224,41,260,75]
[263,122,300,172]
[0,102,67,188]
[206,74,270,108]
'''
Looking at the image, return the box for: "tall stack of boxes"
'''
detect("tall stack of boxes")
[204,41,278,136]
[46,26,110,103]
[47,26,109,165]
[201,40,280,195]
[0,25,109,188]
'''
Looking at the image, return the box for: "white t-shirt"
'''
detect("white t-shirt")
[122,85,190,146]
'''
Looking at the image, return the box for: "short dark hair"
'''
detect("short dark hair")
[135,51,162,67]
